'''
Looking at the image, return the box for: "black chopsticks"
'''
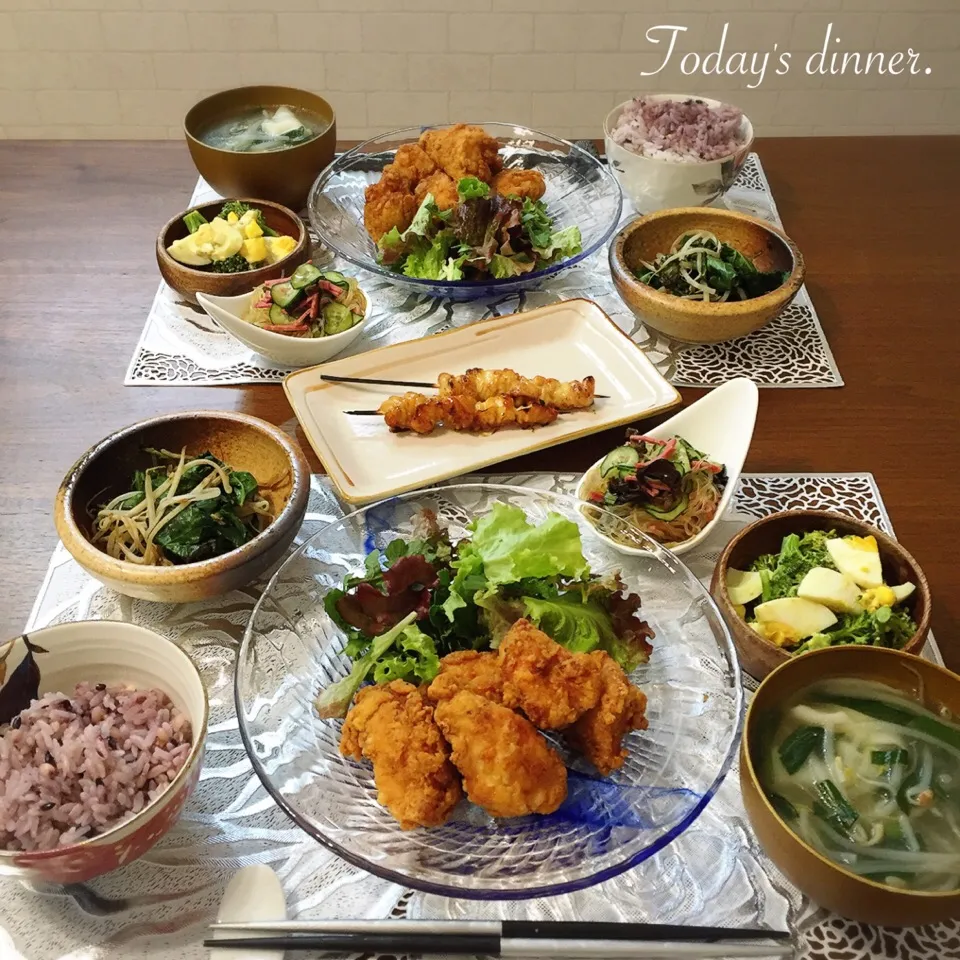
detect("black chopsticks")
[205,919,793,957]
[320,373,610,398]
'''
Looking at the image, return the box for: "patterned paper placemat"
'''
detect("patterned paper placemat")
[3,473,950,960]
[126,153,842,389]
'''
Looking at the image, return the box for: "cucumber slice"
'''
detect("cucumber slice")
[600,445,639,478]
[322,270,349,287]
[672,439,691,475]
[268,304,289,325]
[290,263,323,289]
[322,302,358,335]
[270,281,302,308]
[645,495,689,522]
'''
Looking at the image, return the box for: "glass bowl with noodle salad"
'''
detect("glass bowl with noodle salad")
[236,484,742,899]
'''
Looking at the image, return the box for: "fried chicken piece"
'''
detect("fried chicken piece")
[499,619,603,729]
[427,650,504,704]
[418,124,502,183]
[363,175,418,244]
[565,652,649,776]
[388,144,438,184]
[340,681,463,829]
[434,690,567,818]
[414,170,460,211]
[437,368,596,411]
[376,392,558,435]
[491,169,547,202]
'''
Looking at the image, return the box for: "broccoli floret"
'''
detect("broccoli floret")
[752,530,835,602]
[208,253,251,274]
[218,200,278,237]
[182,209,207,234]
[219,200,251,220]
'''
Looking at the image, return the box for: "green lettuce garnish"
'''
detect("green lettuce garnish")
[469,503,589,586]
[457,177,490,200]
[314,612,418,719]
[534,225,583,262]
[489,254,522,278]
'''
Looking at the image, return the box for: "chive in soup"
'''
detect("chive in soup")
[200,105,328,154]
[760,677,960,893]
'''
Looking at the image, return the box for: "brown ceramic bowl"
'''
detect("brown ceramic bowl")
[156,198,310,305]
[741,645,960,926]
[54,411,310,604]
[711,509,931,681]
[184,86,337,210]
[609,208,805,343]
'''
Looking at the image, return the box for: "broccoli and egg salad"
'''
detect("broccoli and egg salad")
[166,201,298,273]
[726,530,918,655]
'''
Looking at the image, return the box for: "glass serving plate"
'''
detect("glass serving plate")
[307,123,623,302]
[235,485,743,899]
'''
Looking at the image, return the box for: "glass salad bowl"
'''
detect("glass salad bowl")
[235,485,742,899]
[307,123,623,302]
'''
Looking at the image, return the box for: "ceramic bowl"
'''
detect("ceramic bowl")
[609,208,805,344]
[156,198,310,305]
[54,411,310,604]
[576,377,758,557]
[196,283,368,368]
[0,621,207,884]
[603,95,754,213]
[741,645,960,926]
[710,509,931,681]
[184,86,336,211]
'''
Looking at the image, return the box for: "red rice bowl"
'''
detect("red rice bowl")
[1,684,193,853]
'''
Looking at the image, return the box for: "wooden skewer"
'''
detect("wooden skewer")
[321,373,609,398]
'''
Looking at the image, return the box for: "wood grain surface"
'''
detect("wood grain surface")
[0,137,957,670]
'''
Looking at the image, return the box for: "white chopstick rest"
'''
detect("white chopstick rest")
[211,865,287,960]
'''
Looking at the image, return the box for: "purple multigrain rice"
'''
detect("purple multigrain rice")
[611,97,745,162]
[0,683,192,852]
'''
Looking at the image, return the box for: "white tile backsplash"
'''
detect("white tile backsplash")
[0,1,955,140]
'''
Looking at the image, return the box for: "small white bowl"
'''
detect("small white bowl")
[603,95,754,214]
[576,377,758,556]
[0,621,207,884]
[196,287,368,368]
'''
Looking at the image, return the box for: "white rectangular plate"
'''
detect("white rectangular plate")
[284,299,681,504]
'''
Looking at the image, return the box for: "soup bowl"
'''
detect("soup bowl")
[741,645,960,926]
[184,86,337,210]
[0,621,207,884]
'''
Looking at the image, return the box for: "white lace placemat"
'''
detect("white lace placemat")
[3,472,950,960]
[126,153,842,389]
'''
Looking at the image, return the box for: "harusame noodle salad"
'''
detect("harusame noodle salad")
[582,431,727,546]
[761,678,960,893]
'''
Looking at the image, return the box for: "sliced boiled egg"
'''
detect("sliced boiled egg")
[754,596,838,639]
[797,567,862,614]
[826,535,883,589]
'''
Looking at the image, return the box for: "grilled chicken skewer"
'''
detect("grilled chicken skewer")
[377,392,559,435]
[436,369,596,411]
[321,370,606,403]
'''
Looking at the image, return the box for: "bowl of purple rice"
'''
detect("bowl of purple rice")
[603,95,754,213]
[0,620,207,883]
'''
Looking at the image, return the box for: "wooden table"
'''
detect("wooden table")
[0,137,957,670]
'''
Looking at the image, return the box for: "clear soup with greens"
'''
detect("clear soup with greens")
[760,677,960,892]
[200,105,329,154]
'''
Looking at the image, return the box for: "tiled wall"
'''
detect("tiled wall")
[1,1,957,141]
